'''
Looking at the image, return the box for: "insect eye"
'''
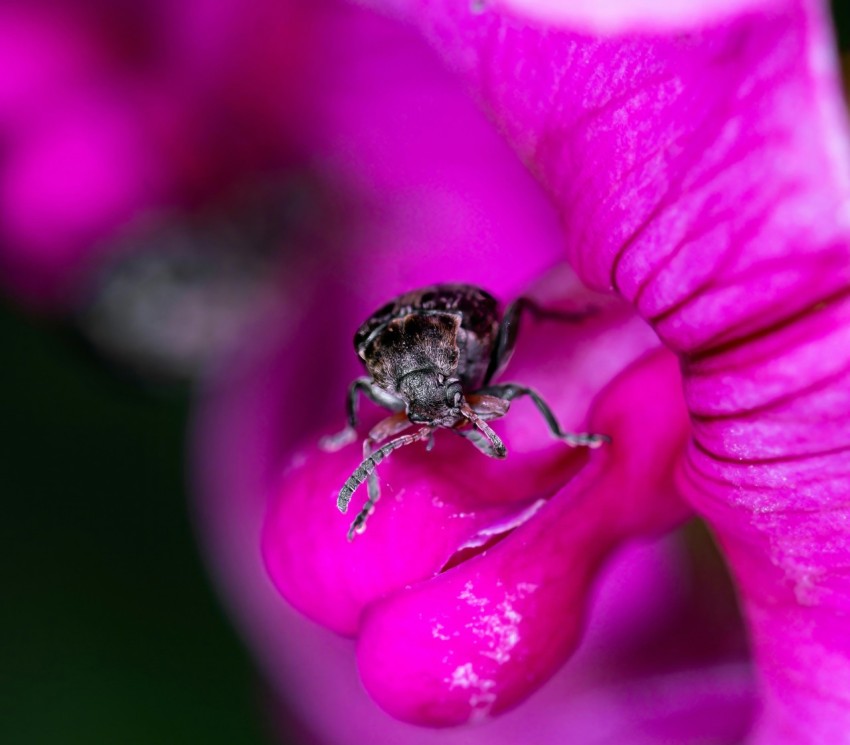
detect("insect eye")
[445,381,463,407]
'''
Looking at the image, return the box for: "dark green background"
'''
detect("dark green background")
[0,301,271,745]
[3,6,849,745]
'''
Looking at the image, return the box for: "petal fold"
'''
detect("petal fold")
[356,350,690,725]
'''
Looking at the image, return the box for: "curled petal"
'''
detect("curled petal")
[357,350,691,725]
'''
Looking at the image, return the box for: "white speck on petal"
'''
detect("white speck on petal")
[458,582,539,664]
[446,663,497,720]
[432,622,451,641]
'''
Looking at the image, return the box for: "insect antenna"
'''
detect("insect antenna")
[337,427,433,514]
[459,402,507,459]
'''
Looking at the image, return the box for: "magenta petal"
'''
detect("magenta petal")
[261,434,571,636]
[300,0,571,299]
[356,350,690,725]
[395,0,850,739]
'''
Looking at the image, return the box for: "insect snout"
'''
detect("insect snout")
[398,370,456,424]
[406,398,456,427]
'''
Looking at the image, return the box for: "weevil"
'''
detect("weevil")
[321,283,609,540]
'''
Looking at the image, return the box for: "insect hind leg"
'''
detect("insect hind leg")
[484,297,596,385]
[481,383,609,448]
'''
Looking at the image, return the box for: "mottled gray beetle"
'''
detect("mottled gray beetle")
[321,283,609,540]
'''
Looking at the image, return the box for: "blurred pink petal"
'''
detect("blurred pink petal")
[0,5,165,306]
[0,94,170,304]
[0,0,310,309]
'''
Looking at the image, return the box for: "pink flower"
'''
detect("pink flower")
[192,0,850,742]
[374,0,850,741]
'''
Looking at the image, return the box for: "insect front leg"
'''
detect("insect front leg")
[452,426,505,458]
[320,377,403,451]
[353,438,381,541]
[451,392,510,458]
[359,412,413,514]
[340,427,432,541]
[484,297,596,384]
[480,383,610,448]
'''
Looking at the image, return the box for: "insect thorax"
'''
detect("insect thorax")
[361,312,461,394]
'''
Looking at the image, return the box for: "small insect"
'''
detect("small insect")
[321,283,609,540]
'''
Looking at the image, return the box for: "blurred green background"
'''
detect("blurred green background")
[0,301,270,745]
[2,5,849,745]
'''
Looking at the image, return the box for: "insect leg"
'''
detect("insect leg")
[358,438,381,535]
[452,426,504,458]
[339,427,432,540]
[458,402,507,458]
[359,412,413,519]
[484,297,596,384]
[480,383,610,448]
[320,377,403,451]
